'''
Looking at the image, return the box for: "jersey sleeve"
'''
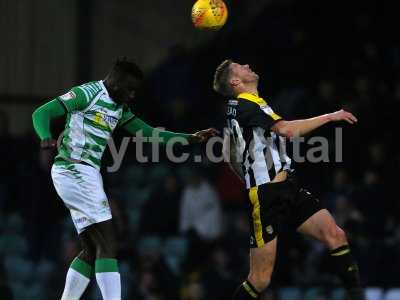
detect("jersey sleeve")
[57,86,91,112]
[246,103,283,131]
[118,105,136,127]
[122,117,191,143]
[32,99,67,140]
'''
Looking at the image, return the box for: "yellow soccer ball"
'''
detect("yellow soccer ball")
[191,0,228,30]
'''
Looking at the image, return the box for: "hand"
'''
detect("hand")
[40,138,57,149]
[191,128,220,143]
[329,109,358,124]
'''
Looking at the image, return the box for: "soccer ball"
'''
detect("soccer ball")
[191,0,228,30]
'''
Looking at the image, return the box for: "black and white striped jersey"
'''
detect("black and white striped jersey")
[226,93,292,189]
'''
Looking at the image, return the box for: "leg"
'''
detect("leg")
[233,184,282,299]
[85,219,118,259]
[61,231,95,300]
[52,163,119,299]
[297,209,347,250]
[85,220,121,300]
[232,238,278,299]
[297,209,365,300]
[78,230,96,264]
[248,237,277,291]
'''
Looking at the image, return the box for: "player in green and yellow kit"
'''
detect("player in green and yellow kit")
[32,57,217,300]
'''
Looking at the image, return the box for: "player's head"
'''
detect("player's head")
[213,59,259,97]
[105,57,144,104]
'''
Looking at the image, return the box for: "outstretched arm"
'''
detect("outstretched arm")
[32,99,66,148]
[272,109,358,138]
[122,117,218,144]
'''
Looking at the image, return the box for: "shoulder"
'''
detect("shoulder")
[226,98,259,111]
[240,99,281,121]
[75,81,104,100]
[258,103,282,121]
[235,99,265,117]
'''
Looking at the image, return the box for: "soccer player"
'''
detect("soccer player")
[32,57,217,300]
[213,60,365,300]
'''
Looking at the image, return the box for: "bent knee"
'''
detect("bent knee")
[323,225,348,248]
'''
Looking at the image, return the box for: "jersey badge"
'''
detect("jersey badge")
[60,91,76,101]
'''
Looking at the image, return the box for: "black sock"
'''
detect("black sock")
[330,245,365,300]
[232,280,259,299]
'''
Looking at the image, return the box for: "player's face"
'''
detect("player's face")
[230,63,259,84]
[113,75,142,104]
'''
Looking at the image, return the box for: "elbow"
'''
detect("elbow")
[32,108,39,124]
[32,104,45,118]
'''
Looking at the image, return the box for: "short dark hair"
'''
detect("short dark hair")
[213,59,233,96]
[108,56,144,82]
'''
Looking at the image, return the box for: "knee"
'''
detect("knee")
[248,271,272,292]
[79,248,95,265]
[322,225,348,248]
[95,238,118,258]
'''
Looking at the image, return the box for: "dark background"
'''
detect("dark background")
[1,0,399,299]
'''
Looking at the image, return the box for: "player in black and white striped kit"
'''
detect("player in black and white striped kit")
[225,94,292,188]
[214,60,365,300]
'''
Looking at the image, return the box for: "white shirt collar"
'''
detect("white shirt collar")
[99,80,110,98]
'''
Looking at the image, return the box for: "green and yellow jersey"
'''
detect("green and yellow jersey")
[32,80,192,169]
[56,80,133,169]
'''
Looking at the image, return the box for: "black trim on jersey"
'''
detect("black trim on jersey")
[232,124,239,140]
[273,134,286,171]
[247,153,256,188]
[263,138,276,180]
[243,127,256,187]
[246,102,282,131]
[57,98,69,113]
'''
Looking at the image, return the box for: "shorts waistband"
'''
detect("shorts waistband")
[248,171,297,190]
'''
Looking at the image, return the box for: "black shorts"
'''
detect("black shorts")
[247,173,323,248]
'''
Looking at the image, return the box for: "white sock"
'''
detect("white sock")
[61,268,91,300]
[95,272,121,300]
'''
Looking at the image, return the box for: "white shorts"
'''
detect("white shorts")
[51,163,112,234]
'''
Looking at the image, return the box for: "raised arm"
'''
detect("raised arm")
[272,109,358,138]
